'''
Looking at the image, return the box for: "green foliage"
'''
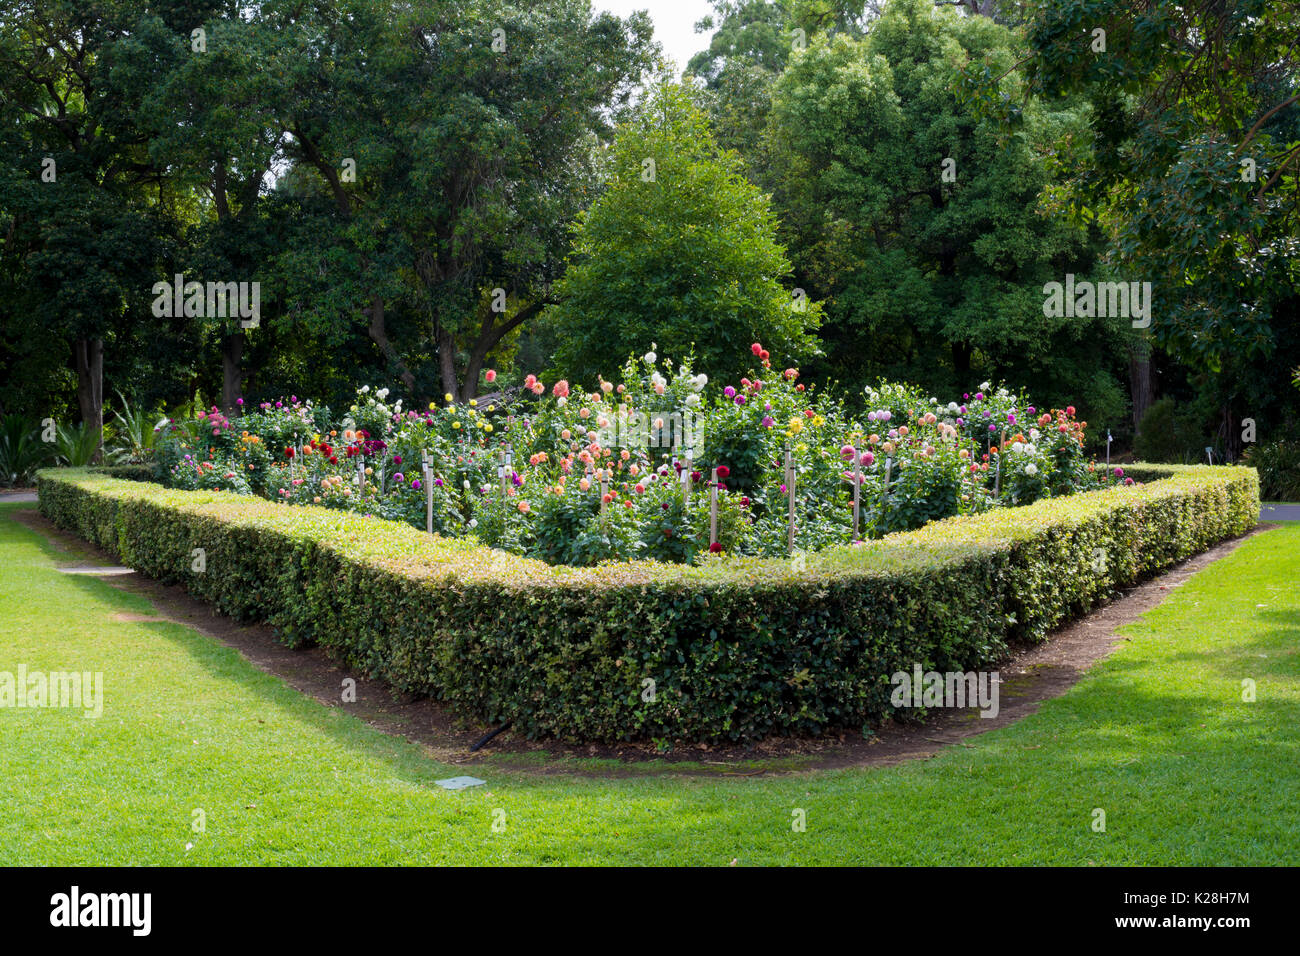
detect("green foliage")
[0,0,659,417]
[550,83,821,387]
[37,463,1257,744]
[107,392,166,464]
[0,1,178,428]
[1017,0,1300,432]
[264,0,659,402]
[54,422,105,468]
[0,415,51,486]
[1244,440,1300,501]
[766,0,1126,415]
[1133,397,1206,464]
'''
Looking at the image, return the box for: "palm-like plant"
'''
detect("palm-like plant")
[0,415,53,486]
[109,391,166,463]
[55,421,107,467]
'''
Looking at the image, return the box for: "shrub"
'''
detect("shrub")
[0,415,51,486]
[106,391,166,464]
[54,421,104,467]
[1243,439,1300,501]
[1134,397,1205,463]
[37,463,1257,744]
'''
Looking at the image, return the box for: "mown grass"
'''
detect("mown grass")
[1,501,1296,865]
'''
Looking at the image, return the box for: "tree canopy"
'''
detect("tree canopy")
[549,83,822,385]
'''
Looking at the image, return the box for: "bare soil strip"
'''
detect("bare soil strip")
[8,504,1272,777]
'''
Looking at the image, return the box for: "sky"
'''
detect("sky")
[594,0,718,75]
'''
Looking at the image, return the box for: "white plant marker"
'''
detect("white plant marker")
[499,444,512,516]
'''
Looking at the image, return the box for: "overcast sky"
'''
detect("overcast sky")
[594,0,718,75]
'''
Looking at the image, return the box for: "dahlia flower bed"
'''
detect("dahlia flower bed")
[152,345,1130,565]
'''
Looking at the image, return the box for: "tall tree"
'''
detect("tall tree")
[767,0,1127,418]
[549,83,821,385]
[1016,0,1300,447]
[132,6,299,412]
[0,0,189,451]
[276,0,659,402]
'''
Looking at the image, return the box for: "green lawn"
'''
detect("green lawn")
[1,500,1297,865]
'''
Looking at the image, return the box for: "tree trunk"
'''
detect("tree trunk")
[461,347,485,403]
[366,295,417,394]
[73,336,104,463]
[436,323,459,402]
[221,330,244,414]
[956,0,999,18]
[1221,401,1238,462]
[456,300,547,402]
[1128,342,1154,431]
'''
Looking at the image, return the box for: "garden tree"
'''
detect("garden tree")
[687,0,1018,185]
[687,1,879,189]
[0,147,155,427]
[687,0,799,198]
[1016,0,1300,448]
[239,0,422,396]
[0,0,199,453]
[688,1,796,85]
[1,0,658,415]
[131,5,307,412]
[766,0,1128,420]
[9,184,165,440]
[0,61,67,421]
[548,83,822,386]
[274,0,658,403]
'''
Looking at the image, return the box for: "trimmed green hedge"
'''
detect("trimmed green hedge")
[36,464,1258,743]
[87,464,154,482]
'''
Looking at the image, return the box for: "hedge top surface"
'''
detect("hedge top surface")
[38,464,1254,591]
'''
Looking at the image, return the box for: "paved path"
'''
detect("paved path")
[0,491,37,503]
[1261,503,1300,522]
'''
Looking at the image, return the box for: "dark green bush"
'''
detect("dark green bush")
[1243,439,1300,501]
[36,464,1258,744]
[0,415,51,486]
[1133,397,1205,463]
